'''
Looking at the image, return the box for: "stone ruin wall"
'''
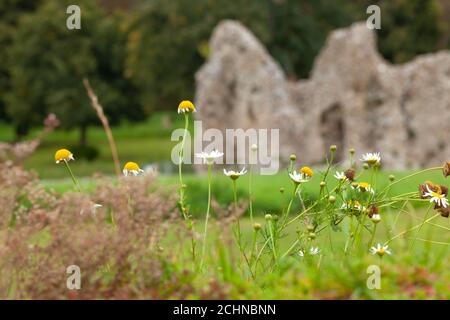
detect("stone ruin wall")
[195,20,450,169]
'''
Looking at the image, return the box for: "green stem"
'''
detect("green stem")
[178,114,189,216]
[200,163,212,269]
[386,213,440,245]
[268,220,278,265]
[232,179,242,250]
[248,163,254,224]
[232,180,238,210]
[410,204,433,251]
[64,161,81,192]
[368,223,378,252]
[380,167,441,196]
[280,183,299,230]
[250,230,258,264]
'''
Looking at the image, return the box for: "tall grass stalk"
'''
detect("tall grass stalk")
[83,78,121,177]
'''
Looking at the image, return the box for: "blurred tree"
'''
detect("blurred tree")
[0,0,44,129]
[267,0,364,79]
[126,0,271,112]
[5,0,142,143]
[376,0,446,63]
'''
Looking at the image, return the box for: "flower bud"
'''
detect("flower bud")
[349,148,355,155]
[251,144,258,152]
[273,214,279,221]
[443,162,450,178]
[289,154,297,161]
[320,181,326,188]
[330,145,337,152]
[363,163,369,170]
[308,232,316,239]
[344,168,355,181]
[389,174,395,182]
[306,225,315,232]
[253,223,262,231]
[371,214,381,223]
[265,214,272,221]
[328,195,336,203]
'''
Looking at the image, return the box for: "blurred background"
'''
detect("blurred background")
[0,0,449,179]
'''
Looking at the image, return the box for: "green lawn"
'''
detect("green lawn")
[0,112,184,179]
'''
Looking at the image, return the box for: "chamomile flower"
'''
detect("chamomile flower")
[289,167,313,184]
[289,171,308,184]
[423,185,449,208]
[341,200,365,212]
[353,182,375,194]
[334,171,347,182]
[195,149,224,165]
[370,243,391,257]
[177,100,196,114]
[361,152,381,166]
[55,148,74,164]
[309,247,320,255]
[300,166,314,178]
[223,167,247,180]
[123,162,144,176]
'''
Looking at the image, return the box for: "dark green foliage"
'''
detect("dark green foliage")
[126,0,271,112]
[377,0,446,63]
[69,144,100,161]
[4,0,142,142]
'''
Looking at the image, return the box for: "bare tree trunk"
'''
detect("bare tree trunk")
[79,124,88,146]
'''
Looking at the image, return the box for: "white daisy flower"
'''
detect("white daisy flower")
[223,167,247,180]
[360,152,381,166]
[423,185,449,208]
[352,182,375,194]
[289,170,312,184]
[334,171,347,182]
[195,149,224,165]
[309,247,320,255]
[370,243,391,257]
[123,162,144,176]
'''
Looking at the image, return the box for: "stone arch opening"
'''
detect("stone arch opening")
[320,103,345,162]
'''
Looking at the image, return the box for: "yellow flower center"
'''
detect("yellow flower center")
[359,182,370,190]
[349,200,361,208]
[178,100,196,113]
[55,149,72,162]
[124,162,140,171]
[430,191,443,199]
[378,248,385,255]
[300,166,314,177]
